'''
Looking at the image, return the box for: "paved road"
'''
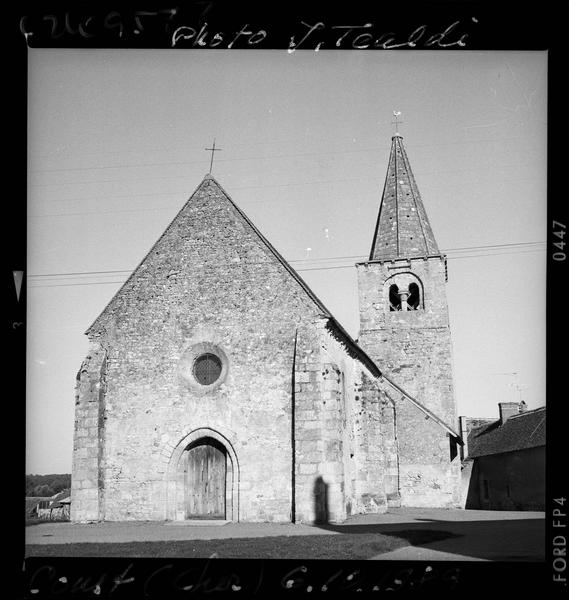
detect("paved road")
[25,508,545,561]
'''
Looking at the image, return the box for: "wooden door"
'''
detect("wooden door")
[185,442,226,519]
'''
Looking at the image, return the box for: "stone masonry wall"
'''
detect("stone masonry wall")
[99,319,299,522]
[71,344,107,521]
[73,177,330,522]
[351,374,389,514]
[292,318,394,523]
[378,394,400,507]
[293,320,349,524]
[357,257,461,507]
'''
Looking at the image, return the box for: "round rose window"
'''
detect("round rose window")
[193,353,223,386]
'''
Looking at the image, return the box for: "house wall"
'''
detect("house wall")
[458,416,496,460]
[465,447,545,510]
[37,505,70,520]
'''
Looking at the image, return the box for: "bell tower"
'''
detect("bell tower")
[356,131,460,507]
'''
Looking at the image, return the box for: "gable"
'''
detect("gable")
[87,175,334,337]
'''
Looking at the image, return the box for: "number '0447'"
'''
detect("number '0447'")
[552,221,566,261]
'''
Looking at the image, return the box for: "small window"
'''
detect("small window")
[506,483,512,498]
[193,353,222,386]
[483,479,490,500]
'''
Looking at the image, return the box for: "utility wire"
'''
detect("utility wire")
[29,134,532,171]
[28,241,546,278]
[27,242,546,288]
[29,161,537,190]
[28,171,542,217]
[30,148,382,174]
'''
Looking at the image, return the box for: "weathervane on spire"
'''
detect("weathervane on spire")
[392,111,403,136]
[205,138,222,174]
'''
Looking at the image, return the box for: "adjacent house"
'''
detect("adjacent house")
[31,489,71,520]
[460,403,545,510]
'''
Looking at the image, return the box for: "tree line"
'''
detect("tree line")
[26,474,71,497]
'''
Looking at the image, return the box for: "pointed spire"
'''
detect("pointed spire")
[369,134,440,261]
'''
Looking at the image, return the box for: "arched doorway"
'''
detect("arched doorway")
[165,428,239,522]
[184,437,227,519]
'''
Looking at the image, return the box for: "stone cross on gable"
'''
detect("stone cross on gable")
[205,138,223,173]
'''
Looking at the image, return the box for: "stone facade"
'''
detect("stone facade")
[71,175,394,523]
[357,258,461,507]
[356,134,461,508]
[72,345,106,520]
[71,134,462,522]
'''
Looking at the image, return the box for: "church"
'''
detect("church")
[71,132,463,523]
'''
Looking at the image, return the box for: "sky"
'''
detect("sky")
[26,49,547,474]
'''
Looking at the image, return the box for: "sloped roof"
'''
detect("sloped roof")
[468,407,545,458]
[381,374,462,442]
[369,135,441,261]
[49,489,71,506]
[86,174,380,377]
[202,177,381,378]
[84,172,461,441]
[52,497,71,507]
[25,497,44,514]
[87,175,329,333]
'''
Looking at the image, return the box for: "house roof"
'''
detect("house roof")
[25,497,45,514]
[467,406,546,458]
[52,497,71,506]
[49,489,71,506]
[369,135,441,261]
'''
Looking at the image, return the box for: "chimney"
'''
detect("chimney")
[499,402,520,425]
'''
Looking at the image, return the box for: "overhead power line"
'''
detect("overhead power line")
[27,241,546,288]
[29,160,537,191]
[29,134,532,172]
[27,241,546,277]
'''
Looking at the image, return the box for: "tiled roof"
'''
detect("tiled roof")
[468,407,545,458]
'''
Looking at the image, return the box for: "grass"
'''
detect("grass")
[25,529,456,560]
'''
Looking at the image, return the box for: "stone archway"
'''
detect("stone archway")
[165,427,240,521]
[384,272,424,311]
